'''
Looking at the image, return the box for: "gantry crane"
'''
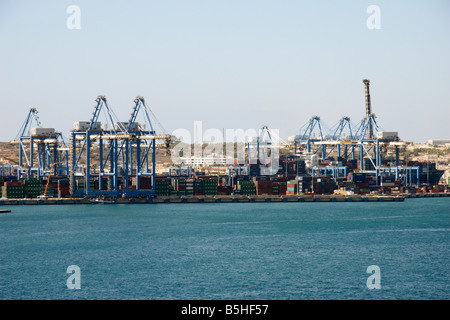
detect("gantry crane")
[69,95,173,197]
[9,108,68,179]
[291,79,419,184]
[70,95,122,197]
[119,96,173,194]
[294,116,328,158]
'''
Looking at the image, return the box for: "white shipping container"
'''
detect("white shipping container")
[376,131,398,140]
[380,182,395,187]
[73,121,90,131]
[114,122,141,131]
[31,127,55,137]
[73,121,101,131]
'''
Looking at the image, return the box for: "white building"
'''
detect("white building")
[179,154,231,167]
[427,139,450,146]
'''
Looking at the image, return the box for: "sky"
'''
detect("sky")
[0,0,449,143]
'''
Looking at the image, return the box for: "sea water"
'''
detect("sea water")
[0,198,449,300]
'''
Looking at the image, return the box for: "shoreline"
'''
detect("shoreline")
[0,192,449,205]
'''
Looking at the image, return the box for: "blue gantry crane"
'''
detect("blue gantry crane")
[11,108,41,179]
[247,125,273,164]
[9,108,68,179]
[289,79,419,183]
[70,95,122,197]
[294,116,328,158]
[69,95,172,198]
[122,96,157,194]
[318,116,357,161]
[246,125,290,176]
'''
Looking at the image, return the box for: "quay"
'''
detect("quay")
[0,193,448,205]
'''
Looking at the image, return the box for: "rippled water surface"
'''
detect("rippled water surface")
[0,198,449,299]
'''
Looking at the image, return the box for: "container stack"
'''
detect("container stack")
[172,178,186,195]
[24,179,42,198]
[43,179,59,197]
[46,185,59,197]
[343,180,356,190]
[58,179,71,197]
[134,176,152,190]
[194,179,203,195]
[237,180,256,195]
[363,158,375,170]
[154,178,170,196]
[348,172,367,183]
[312,178,335,194]
[217,185,233,195]
[253,179,273,195]
[2,181,24,198]
[201,178,218,195]
[272,177,287,195]
[286,180,298,195]
[248,164,260,176]
[380,174,396,187]
[271,182,279,195]
[278,181,287,195]
[281,159,306,175]
[287,177,315,194]
[185,178,194,196]
[348,173,371,193]
[230,175,249,187]
[346,159,358,170]
[75,179,96,191]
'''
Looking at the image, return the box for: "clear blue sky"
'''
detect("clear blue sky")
[1,0,449,143]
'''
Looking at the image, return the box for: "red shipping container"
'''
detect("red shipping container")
[5,181,23,187]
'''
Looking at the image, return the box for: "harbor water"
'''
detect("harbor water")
[0,198,449,300]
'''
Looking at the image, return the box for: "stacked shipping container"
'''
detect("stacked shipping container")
[58,179,71,197]
[24,179,42,198]
[200,178,217,195]
[131,176,152,190]
[254,180,273,195]
[185,178,194,195]
[154,178,170,196]
[217,185,233,195]
[2,181,24,198]
[237,181,256,195]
